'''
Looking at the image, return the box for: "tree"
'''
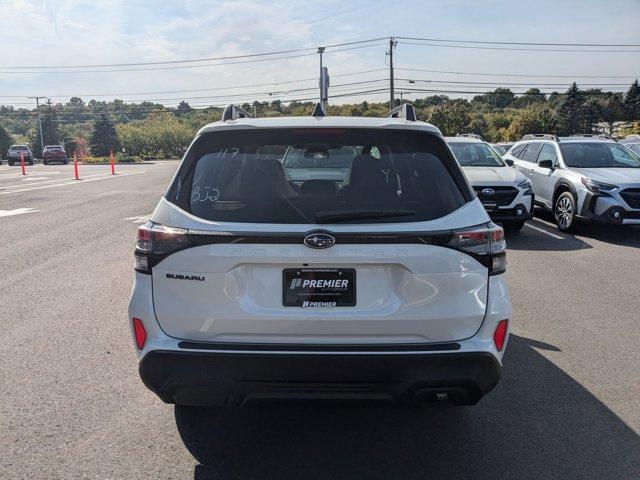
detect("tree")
[596,94,624,136]
[116,112,192,158]
[556,83,585,135]
[623,80,640,121]
[28,102,61,155]
[89,114,119,156]
[176,101,193,117]
[426,99,472,136]
[0,124,13,159]
[512,88,546,108]
[504,105,558,141]
[472,88,515,109]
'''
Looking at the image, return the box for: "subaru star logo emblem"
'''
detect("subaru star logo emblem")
[304,232,335,249]
[481,188,496,197]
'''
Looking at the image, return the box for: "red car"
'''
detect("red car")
[42,145,68,165]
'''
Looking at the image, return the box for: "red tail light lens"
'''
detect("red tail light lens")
[493,319,508,351]
[132,317,147,350]
[448,223,506,275]
[134,221,190,274]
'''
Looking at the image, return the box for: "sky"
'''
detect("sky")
[1,0,639,109]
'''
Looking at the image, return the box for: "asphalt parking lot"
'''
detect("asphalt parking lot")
[1,161,639,480]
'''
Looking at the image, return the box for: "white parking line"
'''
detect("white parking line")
[0,171,61,180]
[0,208,42,217]
[124,214,152,224]
[0,172,113,190]
[0,171,145,195]
[524,223,564,240]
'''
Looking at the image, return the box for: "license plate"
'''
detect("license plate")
[482,201,498,211]
[283,268,356,307]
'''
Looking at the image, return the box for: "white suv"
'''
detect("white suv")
[128,104,512,407]
[505,134,640,231]
[446,136,534,231]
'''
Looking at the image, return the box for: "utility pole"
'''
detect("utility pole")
[388,37,396,109]
[317,47,329,112]
[28,96,46,156]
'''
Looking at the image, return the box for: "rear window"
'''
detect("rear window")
[166,128,470,224]
[45,146,63,150]
[10,146,29,151]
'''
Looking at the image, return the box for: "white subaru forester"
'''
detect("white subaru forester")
[128,104,512,407]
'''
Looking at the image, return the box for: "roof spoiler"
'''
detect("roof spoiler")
[221,104,252,121]
[386,103,417,121]
[520,134,557,141]
[311,102,326,118]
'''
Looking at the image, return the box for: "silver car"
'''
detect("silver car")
[504,134,640,232]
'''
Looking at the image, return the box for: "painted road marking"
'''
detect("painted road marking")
[124,214,152,223]
[0,208,43,218]
[0,172,113,190]
[0,171,145,195]
[0,171,61,179]
[524,223,564,240]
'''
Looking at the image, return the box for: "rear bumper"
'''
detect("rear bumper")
[139,348,501,407]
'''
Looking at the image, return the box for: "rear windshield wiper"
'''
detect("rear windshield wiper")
[315,209,415,223]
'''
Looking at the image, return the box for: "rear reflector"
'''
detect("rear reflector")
[132,318,147,350]
[493,319,508,351]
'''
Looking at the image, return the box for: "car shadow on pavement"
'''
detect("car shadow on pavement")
[505,223,592,252]
[174,335,640,480]
[531,209,640,249]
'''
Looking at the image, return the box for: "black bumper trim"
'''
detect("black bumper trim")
[139,350,501,407]
[178,341,461,352]
[488,200,533,222]
[579,193,637,224]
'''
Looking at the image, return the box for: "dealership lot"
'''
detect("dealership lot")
[1,161,639,479]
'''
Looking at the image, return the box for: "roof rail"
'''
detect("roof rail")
[221,104,252,121]
[520,134,558,141]
[456,133,483,140]
[311,102,326,118]
[568,133,609,139]
[386,103,417,121]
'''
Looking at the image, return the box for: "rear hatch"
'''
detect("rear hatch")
[145,127,495,345]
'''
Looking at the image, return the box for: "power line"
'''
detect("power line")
[398,40,640,53]
[396,78,633,87]
[0,69,387,99]
[1,79,390,108]
[2,37,388,70]
[395,36,640,47]
[396,87,629,96]
[0,88,393,116]
[395,67,640,79]
[0,42,386,74]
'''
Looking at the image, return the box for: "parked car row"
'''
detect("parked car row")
[504,134,640,232]
[445,136,533,231]
[447,133,640,232]
[2,145,68,165]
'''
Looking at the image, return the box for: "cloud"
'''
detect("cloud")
[0,0,638,108]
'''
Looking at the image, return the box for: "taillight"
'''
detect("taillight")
[493,319,508,351]
[134,221,190,274]
[132,318,147,349]
[448,223,507,275]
